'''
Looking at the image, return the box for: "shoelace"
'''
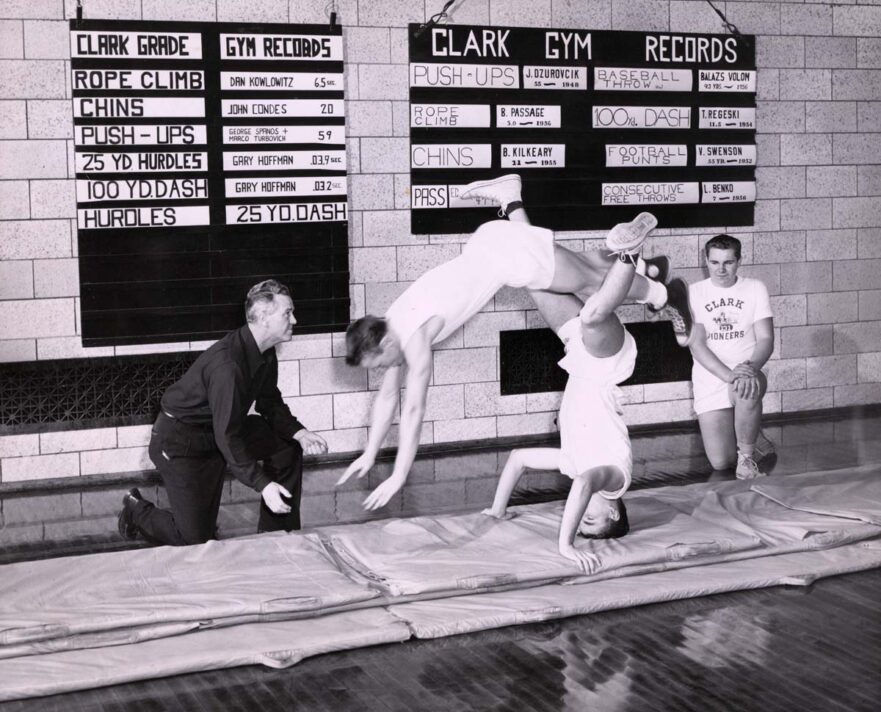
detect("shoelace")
[738,455,761,476]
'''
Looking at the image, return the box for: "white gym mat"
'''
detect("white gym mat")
[1,466,879,700]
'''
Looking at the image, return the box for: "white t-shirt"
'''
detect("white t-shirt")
[689,276,773,387]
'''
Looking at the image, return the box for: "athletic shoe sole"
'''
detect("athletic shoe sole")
[459,174,522,203]
[665,277,694,347]
[605,212,657,253]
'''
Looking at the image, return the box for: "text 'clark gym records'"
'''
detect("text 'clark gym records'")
[409,25,756,233]
[71,19,348,346]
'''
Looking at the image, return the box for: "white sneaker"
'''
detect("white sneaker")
[736,452,766,480]
[459,174,522,214]
[605,212,657,254]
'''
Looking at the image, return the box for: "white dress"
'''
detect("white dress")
[556,317,636,499]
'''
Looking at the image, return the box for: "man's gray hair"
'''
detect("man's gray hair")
[245,279,291,323]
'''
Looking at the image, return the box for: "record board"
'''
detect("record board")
[71,19,348,346]
[409,25,756,234]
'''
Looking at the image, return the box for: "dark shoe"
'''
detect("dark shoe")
[644,255,671,284]
[117,488,143,541]
[664,277,694,347]
[754,430,776,460]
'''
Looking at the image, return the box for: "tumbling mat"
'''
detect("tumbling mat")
[327,469,881,592]
[325,494,763,596]
[391,538,881,638]
[2,541,879,701]
[0,609,409,702]
[752,464,881,525]
[0,532,377,648]
[1,467,879,700]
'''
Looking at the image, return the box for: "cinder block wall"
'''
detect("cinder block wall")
[1,0,880,486]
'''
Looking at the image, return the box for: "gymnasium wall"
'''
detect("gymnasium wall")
[1,0,880,486]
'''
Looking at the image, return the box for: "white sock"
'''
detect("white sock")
[637,279,667,310]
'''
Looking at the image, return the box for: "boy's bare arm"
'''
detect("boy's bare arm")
[363,324,434,510]
[689,323,735,382]
[337,364,402,486]
[484,448,560,519]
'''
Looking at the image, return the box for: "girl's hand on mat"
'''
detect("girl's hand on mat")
[261,482,292,514]
[559,544,600,574]
[363,474,405,510]
[481,508,515,520]
[338,452,375,486]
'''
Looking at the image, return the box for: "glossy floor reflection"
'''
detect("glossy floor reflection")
[4,569,879,712]
[1,408,880,711]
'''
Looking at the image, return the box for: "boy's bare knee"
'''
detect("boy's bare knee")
[579,295,607,326]
[732,394,762,413]
[579,305,602,326]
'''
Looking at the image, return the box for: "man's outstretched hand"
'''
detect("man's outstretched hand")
[261,481,292,514]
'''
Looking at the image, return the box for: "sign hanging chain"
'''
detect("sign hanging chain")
[325,0,338,30]
[704,0,741,36]
[414,0,459,38]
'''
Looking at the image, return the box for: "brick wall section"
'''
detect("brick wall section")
[1,0,880,485]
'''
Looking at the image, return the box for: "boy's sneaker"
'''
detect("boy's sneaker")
[605,212,657,255]
[640,255,671,284]
[663,277,694,346]
[736,452,767,480]
[642,255,673,315]
[459,174,522,216]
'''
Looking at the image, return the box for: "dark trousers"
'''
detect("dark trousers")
[134,412,303,546]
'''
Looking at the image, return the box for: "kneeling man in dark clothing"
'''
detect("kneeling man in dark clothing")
[118,279,327,546]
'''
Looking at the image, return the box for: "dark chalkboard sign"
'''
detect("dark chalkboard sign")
[70,19,348,346]
[500,322,693,396]
[409,24,756,234]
